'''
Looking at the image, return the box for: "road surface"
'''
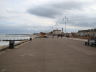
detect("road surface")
[0,38,96,72]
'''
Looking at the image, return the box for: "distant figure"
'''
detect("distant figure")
[57,34,60,38]
[61,34,63,38]
[52,34,55,38]
[57,34,63,38]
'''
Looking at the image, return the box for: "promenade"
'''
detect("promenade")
[0,38,96,72]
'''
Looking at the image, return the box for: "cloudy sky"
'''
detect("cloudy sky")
[0,0,96,34]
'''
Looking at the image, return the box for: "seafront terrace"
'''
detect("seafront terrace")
[0,37,96,72]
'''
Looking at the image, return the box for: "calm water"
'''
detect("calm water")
[0,34,30,46]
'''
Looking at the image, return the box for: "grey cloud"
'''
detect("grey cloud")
[28,7,61,18]
[0,16,9,19]
[51,1,84,10]
[27,1,85,18]
[71,16,96,28]
[58,16,96,28]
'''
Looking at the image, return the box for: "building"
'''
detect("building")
[52,29,64,35]
[78,29,96,39]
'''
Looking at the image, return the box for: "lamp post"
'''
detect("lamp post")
[63,16,68,37]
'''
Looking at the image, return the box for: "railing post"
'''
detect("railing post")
[9,40,15,49]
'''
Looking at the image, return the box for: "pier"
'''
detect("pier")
[0,38,96,72]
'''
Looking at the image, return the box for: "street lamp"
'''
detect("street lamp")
[63,16,68,37]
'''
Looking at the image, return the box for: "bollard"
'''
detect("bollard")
[9,40,15,49]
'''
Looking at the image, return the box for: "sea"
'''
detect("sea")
[0,34,31,46]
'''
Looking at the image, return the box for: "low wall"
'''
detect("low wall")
[0,40,29,52]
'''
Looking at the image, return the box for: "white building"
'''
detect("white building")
[78,29,96,38]
[52,30,63,35]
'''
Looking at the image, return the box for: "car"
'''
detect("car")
[85,38,96,46]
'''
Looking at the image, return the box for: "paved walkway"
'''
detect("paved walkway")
[0,38,96,72]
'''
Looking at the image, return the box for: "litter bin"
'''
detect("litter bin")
[30,38,32,41]
[9,40,15,49]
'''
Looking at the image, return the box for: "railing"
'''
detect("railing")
[0,35,30,41]
[0,35,32,49]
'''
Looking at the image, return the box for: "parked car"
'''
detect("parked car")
[85,38,96,46]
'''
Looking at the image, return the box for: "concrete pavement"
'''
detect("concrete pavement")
[0,38,96,72]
